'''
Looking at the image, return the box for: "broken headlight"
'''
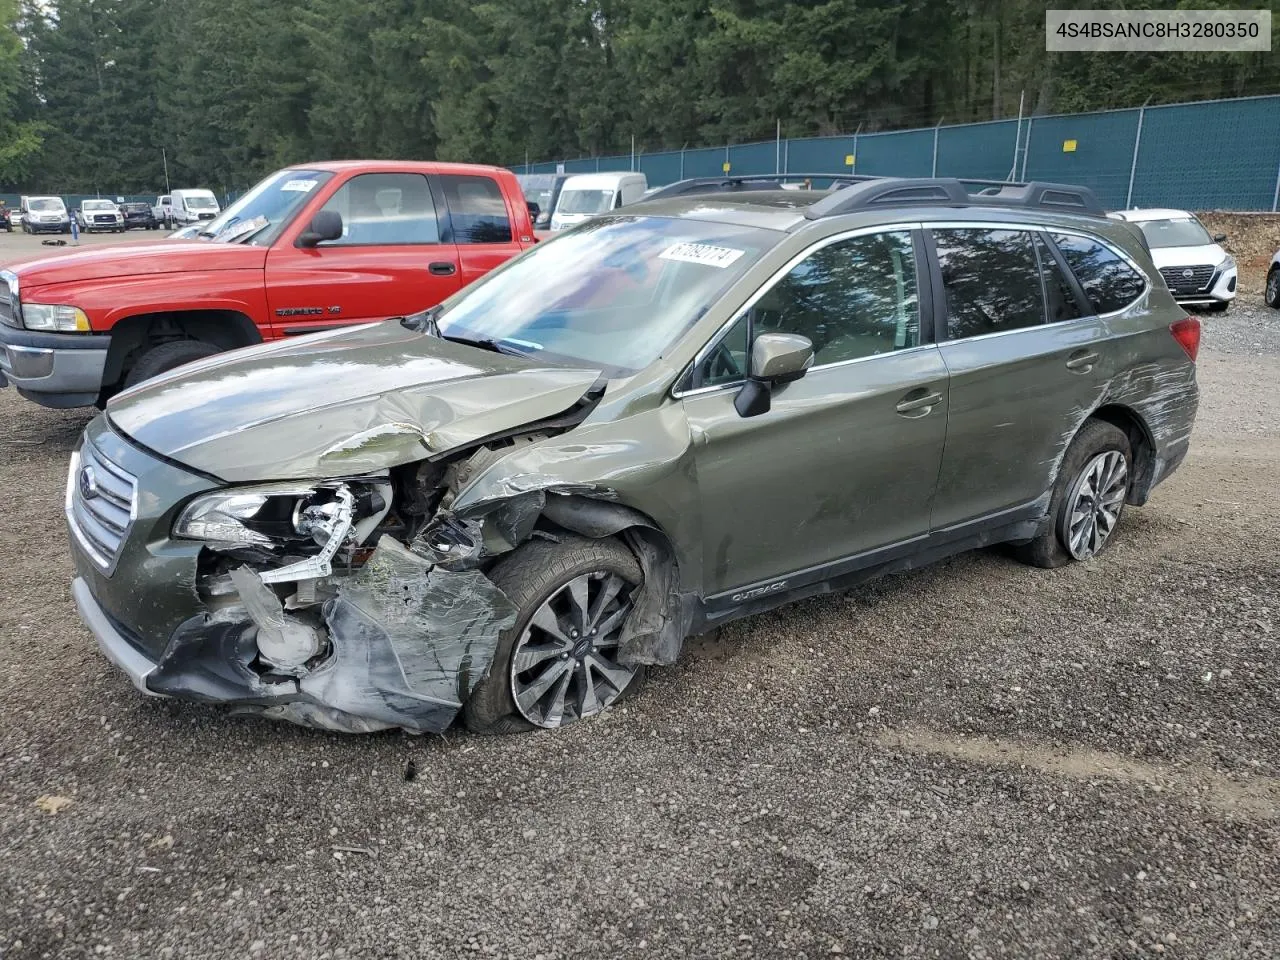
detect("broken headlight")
[174,483,352,548]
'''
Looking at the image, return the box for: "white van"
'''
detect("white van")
[20,195,71,235]
[550,172,647,231]
[168,188,221,225]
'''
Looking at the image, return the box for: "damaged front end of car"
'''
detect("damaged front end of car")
[72,378,693,735]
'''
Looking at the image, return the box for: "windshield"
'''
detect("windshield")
[1138,218,1212,248]
[83,201,114,211]
[523,187,553,210]
[556,189,615,216]
[435,216,773,374]
[30,198,65,213]
[184,194,219,210]
[197,169,333,243]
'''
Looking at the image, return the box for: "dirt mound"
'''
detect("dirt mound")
[1197,211,1280,293]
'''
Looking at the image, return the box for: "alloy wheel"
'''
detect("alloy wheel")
[509,571,638,728]
[1267,269,1280,307]
[1061,450,1129,560]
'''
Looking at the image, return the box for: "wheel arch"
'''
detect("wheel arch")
[102,309,263,388]
[1088,403,1156,505]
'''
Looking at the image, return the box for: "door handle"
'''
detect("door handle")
[896,390,943,416]
[1065,350,1099,372]
[428,261,456,276]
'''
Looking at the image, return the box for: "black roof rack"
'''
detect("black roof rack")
[639,172,1106,219]
[641,173,874,203]
[802,177,1106,219]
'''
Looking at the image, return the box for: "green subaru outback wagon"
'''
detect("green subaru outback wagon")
[67,175,1200,735]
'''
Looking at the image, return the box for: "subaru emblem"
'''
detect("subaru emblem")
[79,465,99,500]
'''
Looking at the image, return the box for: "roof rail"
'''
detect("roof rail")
[803,177,1106,219]
[641,173,874,203]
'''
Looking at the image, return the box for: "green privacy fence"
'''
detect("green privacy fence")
[518,94,1280,212]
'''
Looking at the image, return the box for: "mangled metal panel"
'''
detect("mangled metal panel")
[296,537,518,733]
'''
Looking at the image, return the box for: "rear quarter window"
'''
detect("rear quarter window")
[1051,233,1147,315]
[440,175,512,244]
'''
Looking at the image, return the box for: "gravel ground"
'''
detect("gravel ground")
[1,297,1277,959]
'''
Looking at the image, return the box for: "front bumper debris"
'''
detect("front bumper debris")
[76,538,519,734]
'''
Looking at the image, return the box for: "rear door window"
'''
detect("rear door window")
[932,229,1044,339]
[318,173,441,245]
[439,174,512,244]
[1050,233,1146,314]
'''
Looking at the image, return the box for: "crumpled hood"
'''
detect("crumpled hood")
[11,241,266,290]
[1148,243,1227,272]
[106,320,603,483]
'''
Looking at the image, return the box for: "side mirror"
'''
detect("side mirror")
[298,210,343,247]
[1213,233,1227,244]
[734,332,814,418]
[526,201,541,219]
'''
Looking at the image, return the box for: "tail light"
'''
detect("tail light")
[1170,315,1200,362]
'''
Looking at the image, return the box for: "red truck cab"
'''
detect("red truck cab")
[0,161,536,408]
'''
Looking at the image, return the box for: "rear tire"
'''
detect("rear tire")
[1013,419,1133,569]
[464,536,646,735]
[1266,265,1280,309]
[123,340,221,388]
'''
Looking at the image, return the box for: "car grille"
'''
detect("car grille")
[66,441,137,575]
[1159,264,1215,295]
[0,278,17,329]
[92,214,115,224]
[197,212,215,220]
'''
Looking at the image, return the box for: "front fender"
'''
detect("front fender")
[450,401,704,591]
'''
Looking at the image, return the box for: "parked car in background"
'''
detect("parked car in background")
[64,174,1200,737]
[120,202,160,230]
[75,199,126,233]
[153,195,173,225]
[0,202,13,232]
[20,196,71,234]
[1108,208,1235,312]
[0,160,536,409]
[167,188,221,226]
[515,172,572,230]
[1265,248,1280,309]
[549,172,648,230]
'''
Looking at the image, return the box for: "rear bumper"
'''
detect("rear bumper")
[0,325,110,407]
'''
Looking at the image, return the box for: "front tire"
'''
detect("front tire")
[123,340,221,388]
[1014,419,1133,569]
[464,537,645,735]
[1266,265,1280,309]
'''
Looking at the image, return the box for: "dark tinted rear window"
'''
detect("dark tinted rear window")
[1051,233,1146,315]
[933,228,1045,339]
[440,174,512,244]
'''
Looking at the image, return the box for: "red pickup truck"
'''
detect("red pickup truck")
[0,161,537,408]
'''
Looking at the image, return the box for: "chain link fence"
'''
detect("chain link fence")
[520,94,1280,212]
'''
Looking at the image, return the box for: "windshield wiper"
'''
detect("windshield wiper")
[439,332,529,357]
[399,306,527,356]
